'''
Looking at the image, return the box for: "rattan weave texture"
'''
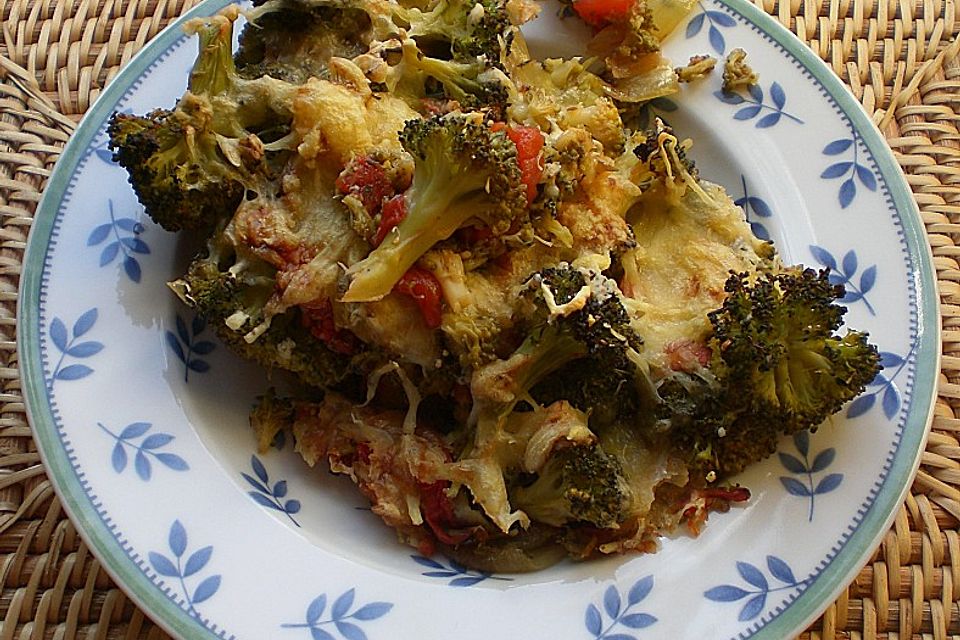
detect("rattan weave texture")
[0,0,958,638]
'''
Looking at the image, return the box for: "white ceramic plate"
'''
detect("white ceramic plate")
[20,1,938,638]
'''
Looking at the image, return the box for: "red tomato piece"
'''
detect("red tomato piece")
[374,194,408,247]
[418,481,472,545]
[335,157,394,215]
[394,266,443,329]
[572,0,636,26]
[504,125,545,204]
[299,300,361,355]
[700,486,751,503]
[664,339,712,371]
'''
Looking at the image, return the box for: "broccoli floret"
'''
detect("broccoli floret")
[599,1,661,70]
[666,268,881,477]
[468,261,648,451]
[458,264,633,541]
[384,38,510,115]
[415,58,508,112]
[399,0,513,63]
[524,265,649,425]
[244,0,515,79]
[675,54,716,83]
[619,119,719,218]
[722,48,758,92]
[512,442,628,528]
[108,9,292,233]
[632,119,697,181]
[710,269,881,427]
[169,238,357,389]
[250,388,296,452]
[566,0,662,79]
[236,0,374,82]
[107,108,244,233]
[341,112,528,302]
[537,130,593,205]
[532,128,599,242]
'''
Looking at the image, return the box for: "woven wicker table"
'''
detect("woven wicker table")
[1,0,958,638]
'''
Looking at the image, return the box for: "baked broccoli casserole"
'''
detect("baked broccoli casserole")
[108,0,880,571]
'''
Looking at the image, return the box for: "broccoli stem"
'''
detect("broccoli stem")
[472,327,588,449]
[417,57,483,102]
[187,10,239,96]
[513,328,588,394]
[342,167,492,302]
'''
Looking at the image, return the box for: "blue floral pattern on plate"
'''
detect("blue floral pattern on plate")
[48,308,103,385]
[585,577,657,639]
[166,314,216,382]
[99,421,189,480]
[847,347,911,419]
[282,589,393,640]
[87,199,149,283]
[148,520,221,619]
[778,431,843,521]
[685,2,737,53]
[705,557,812,621]
[94,144,114,164]
[809,245,877,315]
[714,82,804,128]
[820,135,877,208]
[734,174,773,241]
[243,455,302,526]
[410,555,512,587]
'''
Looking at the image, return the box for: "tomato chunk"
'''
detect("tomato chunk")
[506,125,545,204]
[493,124,544,204]
[419,481,472,545]
[572,0,636,26]
[300,299,361,355]
[664,339,712,371]
[394,266,443,329]
[335,157,393,215]
[374,194,408,247]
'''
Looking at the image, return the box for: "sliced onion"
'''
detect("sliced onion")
[647,0,699,39]
[604,58,679,102]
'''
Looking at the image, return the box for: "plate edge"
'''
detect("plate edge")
[712,1,941,638]
[17,0,237,638]
[15,2,943,640]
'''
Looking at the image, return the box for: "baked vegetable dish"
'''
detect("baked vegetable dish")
[108,0,881,571]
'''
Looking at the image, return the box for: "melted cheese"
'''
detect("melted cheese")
[622,181,768,364]
[292,77,418,165]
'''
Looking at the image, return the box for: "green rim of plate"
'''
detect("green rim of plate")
[712,1,938,637]
[19,3,238,637]
[17,0,939,638]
